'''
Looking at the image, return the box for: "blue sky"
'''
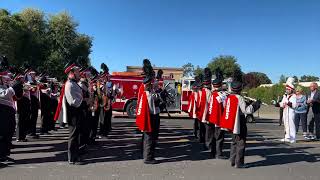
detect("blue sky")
[1,0,320,82]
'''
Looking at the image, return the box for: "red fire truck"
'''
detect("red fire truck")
[110,73,179,118]
[110,73,233,118]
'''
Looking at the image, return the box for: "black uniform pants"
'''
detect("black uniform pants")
[0,105,15,159]
[99,108,112,136]
[67,105,83,162]
[29,96,39,135]
[16,97,30,140]
[40,112,51,133]
[142,114,157,161]
[230,117,247,166]
[193,118,199,138]
[89,109,100,143]
[199,120,206,143]
[153,114,160,140]
[80,103,90,147]
[205,123,225,157]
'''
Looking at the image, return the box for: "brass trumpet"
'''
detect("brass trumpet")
[243,96,268,106]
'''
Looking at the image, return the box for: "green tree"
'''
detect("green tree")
[207,55,242,78]
[279,75,286,84]
[243,72,272,89]
[293,76,299,83]
[17,8,48,67]
[182,62,194,77]
[46,11,91,78]
[253,72,272,84]
[300,75,319,82]
[0,8,92,79]
[194,65,203,77]
[0,9,24,64]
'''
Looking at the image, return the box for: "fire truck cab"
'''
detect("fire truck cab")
[110,74,179,118]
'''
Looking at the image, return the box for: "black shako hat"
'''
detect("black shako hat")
[231,81,243,92]
[156,69,163,80]
[212,67,223,87]
[230,68,244,92]
[192,75,201,89]
[203,68,212,86]
[142,58,154,84]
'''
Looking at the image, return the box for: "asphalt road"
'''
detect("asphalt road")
[1,117,320,180]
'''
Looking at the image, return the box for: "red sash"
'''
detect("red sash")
[135,91,152,132]
[54,83,66,121]
[220,95,239,132]
[188,92,195,118]
[197,88,207,121]
[208,92,223,125]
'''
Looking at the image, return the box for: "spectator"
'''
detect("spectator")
[294,86,308,139]
[306,82,320,141]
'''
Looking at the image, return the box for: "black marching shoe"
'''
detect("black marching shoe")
[234,164,248,169]
[28,134,39,139]
[0,156,15,162]
[144,159,158,164]
[68,160,85,165]
[16,139,28,142]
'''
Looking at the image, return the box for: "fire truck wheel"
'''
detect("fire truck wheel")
[126,100,137,118]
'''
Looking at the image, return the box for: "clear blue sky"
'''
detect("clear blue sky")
[1,0,320,82]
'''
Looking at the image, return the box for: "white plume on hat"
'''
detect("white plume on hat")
[286,77,295,90]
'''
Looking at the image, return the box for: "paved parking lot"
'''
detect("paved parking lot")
[1,117,320,180]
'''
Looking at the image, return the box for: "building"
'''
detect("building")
[126,66,184,82]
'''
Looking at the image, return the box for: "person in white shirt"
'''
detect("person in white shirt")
[63,62,84,165]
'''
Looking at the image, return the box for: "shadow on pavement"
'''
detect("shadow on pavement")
[8,121,320,168]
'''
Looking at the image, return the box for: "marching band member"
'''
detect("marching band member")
[220,74,261,168]
[15,73,31,142]
[279,77,297,143]
[188,76,201,139]
[206,68,227,159]
[0,56,23,162]
[195,74,206,143]
[50,82,59,131]
[39,76,53,135]
[153,69,163,141]
[198,68,212,146]
[25,67,40,139]
[63,62,84,165]
[88,78,100,144]
[78,67,92,151]
[136,59,158,164]
[99,63,112,138]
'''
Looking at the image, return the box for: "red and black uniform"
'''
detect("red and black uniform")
[196,88,206,143]
[136,84,159,163]
[188,89,200,138]
[0,77,23,160]
[39,84,52,134]
[28,82,40,138]
[220,92,260,168]
[206,90,226,158]
[198,87,211,144]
